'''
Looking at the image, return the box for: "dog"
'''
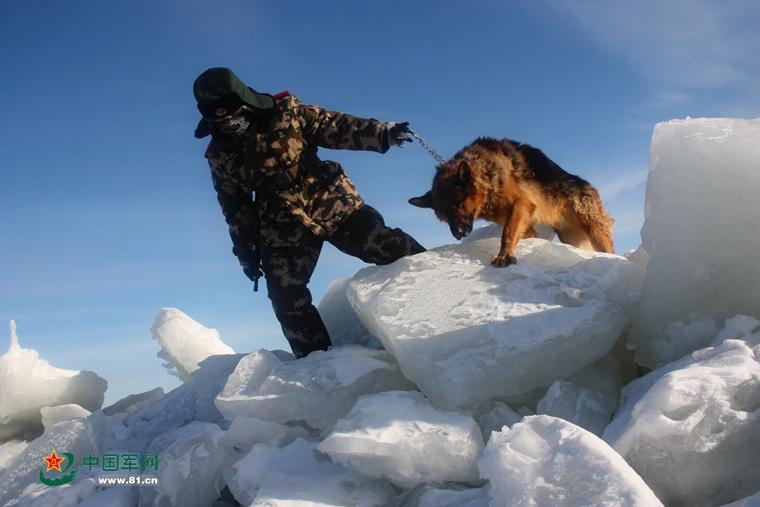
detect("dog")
[409,137,614,266]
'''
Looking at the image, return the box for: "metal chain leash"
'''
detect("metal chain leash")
[408,128,447,164]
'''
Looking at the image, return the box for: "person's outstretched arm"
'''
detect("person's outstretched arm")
[298,101,403,153]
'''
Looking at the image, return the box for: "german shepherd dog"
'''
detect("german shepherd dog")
[409,137,614,266]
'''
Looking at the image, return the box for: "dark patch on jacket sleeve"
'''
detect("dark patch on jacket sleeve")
[299,102,390,153]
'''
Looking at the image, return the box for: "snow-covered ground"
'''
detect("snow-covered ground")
[1,117,759,506]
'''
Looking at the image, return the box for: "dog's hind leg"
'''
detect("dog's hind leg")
[494,199,536,266]
[587,222,614,253]
[556,209,614,253]
[569,186,615,253]
[555,220,596,252]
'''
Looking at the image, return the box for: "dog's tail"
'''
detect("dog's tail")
[572,185,615,253]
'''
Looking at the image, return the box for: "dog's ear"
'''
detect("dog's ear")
[456,160,472,182]
[408,191,433,209]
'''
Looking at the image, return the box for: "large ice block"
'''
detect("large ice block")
[139,421,236,507]
[632,118,760,367]
[151,308,235,381]
[248,439,397,506]
[215,346,415,430]
[348,238,643,408]
[479,415,662,506]
[318,390,484,487]
[0,322,107,442]
[604,315,760,507]
[317,278,381,349]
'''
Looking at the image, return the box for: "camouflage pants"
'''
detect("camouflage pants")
[260,204,425,358]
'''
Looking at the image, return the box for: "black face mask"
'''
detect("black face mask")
[214,113,252,137]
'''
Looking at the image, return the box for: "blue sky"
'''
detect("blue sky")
[2,0,759,404]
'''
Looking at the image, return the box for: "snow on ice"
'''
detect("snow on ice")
[536,354,622,436]
[214,346,415,430]
[0,321,107,442]
[242,438,397,507]
[222,443,281,506]
[40,404,91,431]
[400,485,490,507]
[0,441,27,475]
[3,117,760,506]
[0,418,100,505]
[317,277,382,349]
[317,390,484,487]
[139,421,236,507]
[632,117,760,368]
[118,353,245,451]
[604,315,760,507]
[347,237,644,409]
[479,415,663,506]
[220,416,309,450]
[151,307,235,381]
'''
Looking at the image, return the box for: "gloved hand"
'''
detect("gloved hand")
[387,121,413,147]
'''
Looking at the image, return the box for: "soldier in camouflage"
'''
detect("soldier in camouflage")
[193,67,425,358]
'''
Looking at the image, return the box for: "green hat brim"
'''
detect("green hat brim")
[239,86,274,111]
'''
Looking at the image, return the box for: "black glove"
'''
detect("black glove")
[387,122,413,147]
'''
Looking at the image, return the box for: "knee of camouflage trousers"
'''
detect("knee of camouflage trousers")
[329,204,426,265]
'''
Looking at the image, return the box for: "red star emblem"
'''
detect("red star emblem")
[43,451,65,472]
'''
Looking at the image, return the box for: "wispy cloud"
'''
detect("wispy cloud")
[596,170,648,202]
[551,0,760,94]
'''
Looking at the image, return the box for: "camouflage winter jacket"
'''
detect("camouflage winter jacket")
[205,94,393,271]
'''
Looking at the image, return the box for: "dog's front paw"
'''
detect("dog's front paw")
[491,254,517,267]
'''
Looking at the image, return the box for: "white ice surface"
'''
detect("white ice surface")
[152,308,236,381]
[223,443,281,506]
[0,322,107,442]
[632,117,760,367]
[318,390,484,487]
[215,346,414,430]
[604,315,760,506]
[0,440,27,475]
[0,418,100,505]
[102,387,165,416]
[221,416,309,450]
[479,415,662,506]
[474,401,524,443]
[317,278,382,349]
[537,355,622,435]
[139,421,236,507]
[120,354,244,452]
[348,238,643,408]
[76,485,138,507]
[402,485,490,507]
[40,404,91,431]
[249,438,397,507]
[8,478,108,507]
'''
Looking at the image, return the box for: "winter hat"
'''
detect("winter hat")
[193,67,274,138]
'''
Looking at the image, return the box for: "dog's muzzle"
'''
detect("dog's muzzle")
[450,223,472,240]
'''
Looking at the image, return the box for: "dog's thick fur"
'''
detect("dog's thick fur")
[409,137,614,266]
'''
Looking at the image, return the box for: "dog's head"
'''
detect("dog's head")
[409,160,475,240]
